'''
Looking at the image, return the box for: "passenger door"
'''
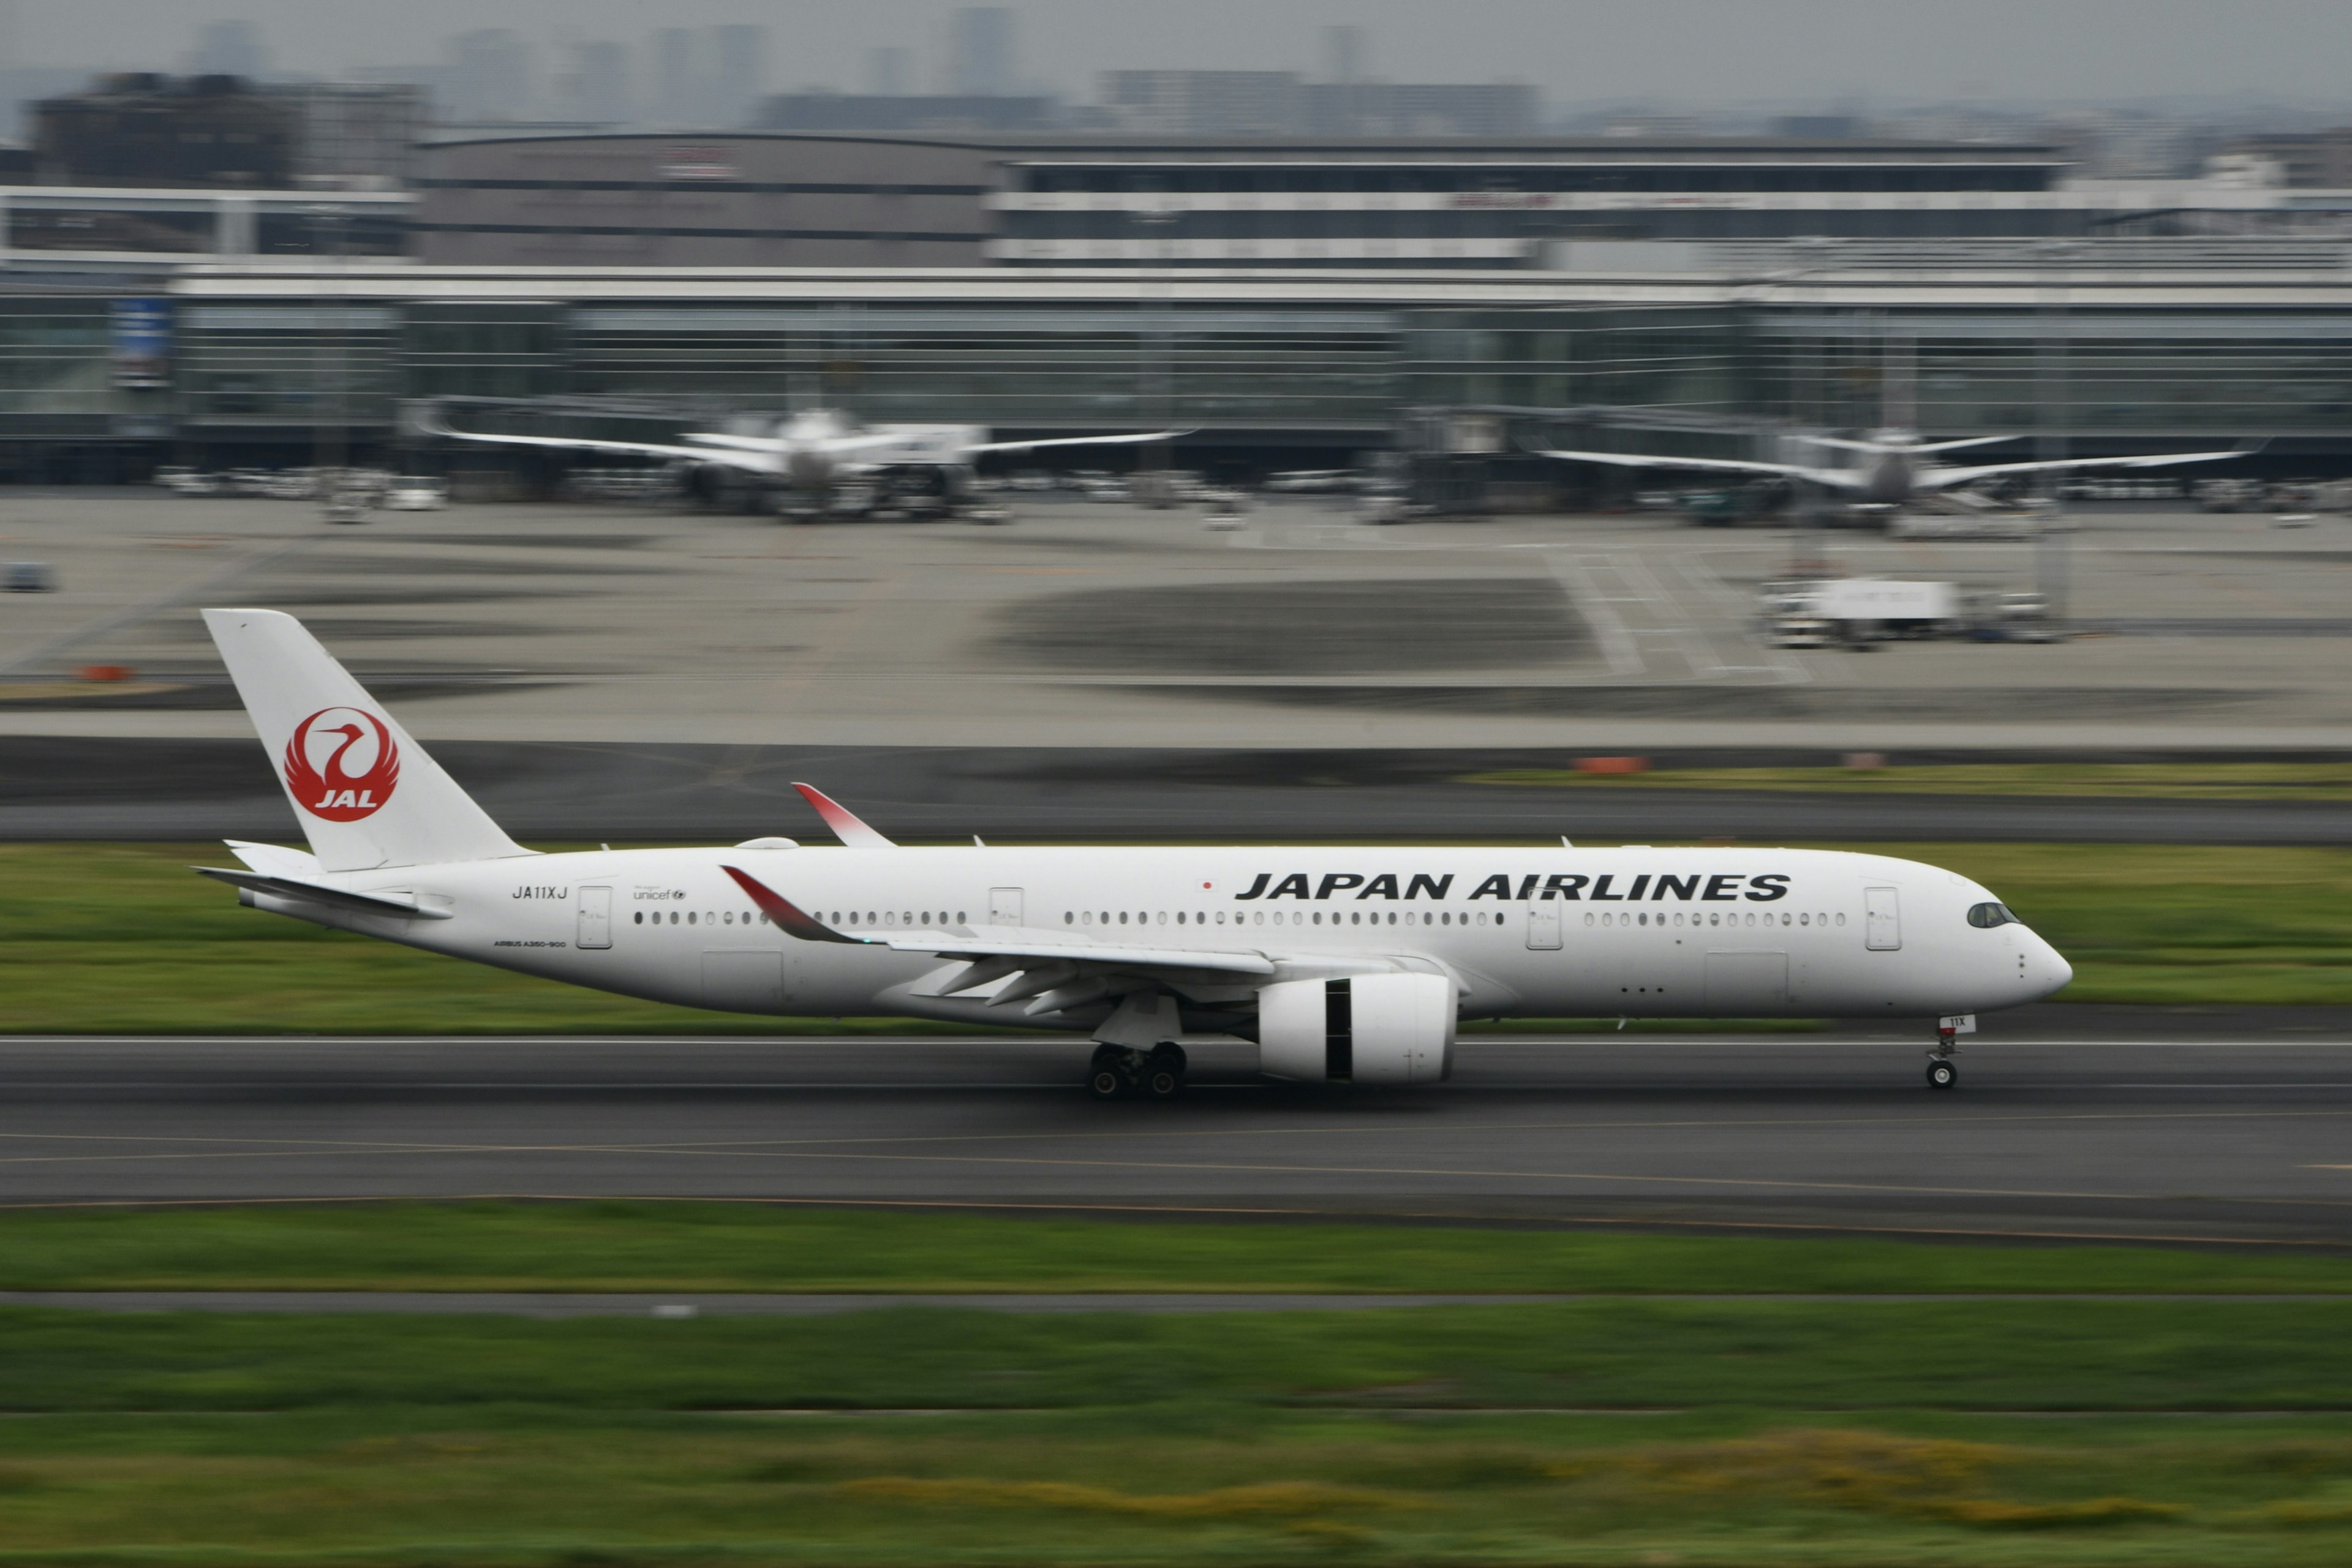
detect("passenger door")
[576,886,612,950]
[989,886,1023,927]
[1864,886,1902,951]
[1525,901,1561,951]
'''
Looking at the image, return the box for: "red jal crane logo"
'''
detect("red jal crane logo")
[284,708,400,822]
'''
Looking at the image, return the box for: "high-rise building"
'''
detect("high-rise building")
[709,24,767,126]
[187,20,267,79]
[948,7,1016,99]
[445,29,532,123]
[867,47,913,97]
[1099,71,1303,136]
[1324,25,1366,85]
[565,40,633,125]
[283,81,428,184]
[34,72,295,185]
[2220,127,2352,188]
[1302,81,1537,137]
[652,29,695,126]
[755,91,1056,133]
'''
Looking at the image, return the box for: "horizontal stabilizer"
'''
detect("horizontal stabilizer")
[194,866,452,919]
[224,839,319,877]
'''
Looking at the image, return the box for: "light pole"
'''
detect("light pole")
[1777,236,1841,576]
[2035,238,2079,633]
[309,203,361,524]
[1134,203,1178,505]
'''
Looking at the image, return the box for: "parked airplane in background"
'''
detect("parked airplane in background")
[197,609,2071,1099]
[1535,427,2253,507]
[424,406,1183,516]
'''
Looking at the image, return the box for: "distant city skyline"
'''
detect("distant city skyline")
[11,0,2352,107]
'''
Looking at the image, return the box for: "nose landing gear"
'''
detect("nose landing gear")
[1087,1042,1188,1102]
[1926,1022,1961,1091]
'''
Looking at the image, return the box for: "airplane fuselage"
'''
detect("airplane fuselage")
[243,843,2070,1028]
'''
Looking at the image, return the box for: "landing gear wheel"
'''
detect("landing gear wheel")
[1088,1043,1134,1102]
[1926,1057,1958,1091]
[1140,1042,1188,1101]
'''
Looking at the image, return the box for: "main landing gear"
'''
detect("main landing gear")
[1926,1024,1961,1091]
[1088,1042,1188,1102]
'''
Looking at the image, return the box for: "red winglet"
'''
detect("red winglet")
[791,782,897,848]
[722,865,858,944]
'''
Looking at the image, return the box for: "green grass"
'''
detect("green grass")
[3,1207,2352,1561]
[1468,760,2352,801]
[0,1300,2350,1562]
[2,1201,2351,1296]
[0,843,1025,1035]
[0,842,2342,1034]
[0,840,2339,1031]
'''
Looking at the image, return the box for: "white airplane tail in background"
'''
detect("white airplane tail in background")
[202,608,533,872]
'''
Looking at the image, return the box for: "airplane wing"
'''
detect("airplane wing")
[1910,435,2022,455]
[963,429,1192,456]
[431,425,785,473]
[722,865,1276,1016]
[680,432,790,453]
[1531,447,1866,490]
[1921,447,2255,491]
[792,783,897,849]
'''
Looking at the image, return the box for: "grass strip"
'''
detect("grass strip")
[0,841,2345,1030]
[1466,760,2352,801]
[1,1295,2348,1415]
[0,1306,2348,1562]
[4,1202,2352,1294]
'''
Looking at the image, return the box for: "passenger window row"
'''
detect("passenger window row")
[831,912,967,927]
[1587,910,1843,929]
[633,910,774,926]
[1065,909,1501,929]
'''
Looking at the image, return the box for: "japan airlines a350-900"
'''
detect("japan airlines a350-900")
[198,609,2070,1098]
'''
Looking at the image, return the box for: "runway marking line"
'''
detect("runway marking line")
[537,1142,2348,1209]
[6,1102,2351,1163]
[0,1128,2290,1213]
[11,1131,2352,1212]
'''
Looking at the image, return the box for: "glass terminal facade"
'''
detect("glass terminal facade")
[2,266,2350,477]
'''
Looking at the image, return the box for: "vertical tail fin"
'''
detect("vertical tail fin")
[202,608,532,872]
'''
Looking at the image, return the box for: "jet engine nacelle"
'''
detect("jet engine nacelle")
[1256,973,1455,1085]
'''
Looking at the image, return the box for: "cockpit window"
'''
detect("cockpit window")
[1967,902,2021,929]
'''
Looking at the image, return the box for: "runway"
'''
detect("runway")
[4,1027,2350,1243]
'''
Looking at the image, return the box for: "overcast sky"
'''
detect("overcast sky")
[9,0,2352,105]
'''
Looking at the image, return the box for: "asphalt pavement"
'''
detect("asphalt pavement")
[4,1027,2350,1243]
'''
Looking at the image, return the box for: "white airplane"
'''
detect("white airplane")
[195,609,2071,1098]
[1536,427,2252,507]
[423,406,1185,513]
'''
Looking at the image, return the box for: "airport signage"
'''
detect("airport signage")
[660,146,741,181]
[110,298,171,389]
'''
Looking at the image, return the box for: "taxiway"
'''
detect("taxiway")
[4,1028,2349,1243]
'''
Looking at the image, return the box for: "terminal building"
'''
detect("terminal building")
[6,241,2352,482]
[397,131,2132,271]
[2,128,2352,481]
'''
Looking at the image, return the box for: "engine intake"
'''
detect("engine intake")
[1257,973,1455,1085]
